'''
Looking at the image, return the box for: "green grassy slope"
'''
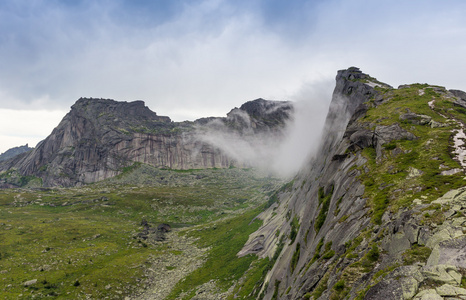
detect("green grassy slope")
[0,167,281,299]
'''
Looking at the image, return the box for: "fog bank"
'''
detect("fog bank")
[195,81,333,177]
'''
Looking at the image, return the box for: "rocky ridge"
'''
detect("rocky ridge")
[0,98,292,187]
[0,144,33,162]
[239,67,466,299]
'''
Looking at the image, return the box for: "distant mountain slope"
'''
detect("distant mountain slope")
[0,144,33,161]
[0,98,292,187]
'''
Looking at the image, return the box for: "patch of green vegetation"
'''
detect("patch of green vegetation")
[227,257,269,299]
[345,236,363,259]
[459,268,466,289]
[311,272,329,299]
[289,216,300,244]
[265,179,295,209]
[355,84,466,225]
[339,215,349,223]
[350,244,380,273]
[373,264,400,281]
[315,185,334,233]
[272,280,281,300]
[321,241,335,260]
[372,192,389,225]
[402,244,432,265]
[118,162,142,176]
[322,250,335,260]
[330,279,348,300]
[365,244,380,262]
[0,169,42,188]
[166,207,264,299]
[383,141,397,150]
[334,195,343,216]
[310,237,325,264]
[228,234,286,299]
[290,243,301,273]
[355,285,372,300]
[420,206,446,226]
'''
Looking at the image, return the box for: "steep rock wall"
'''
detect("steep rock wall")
[240,67,381,298]
[0,98,292,187]
[240,67,466,299]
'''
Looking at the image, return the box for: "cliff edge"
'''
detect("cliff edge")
[240,67,466,300]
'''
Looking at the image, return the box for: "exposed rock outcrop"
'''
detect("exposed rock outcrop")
[0,98,292,187]
[239,67,466,300]
[0,144,33,161]
[240,67,379,298]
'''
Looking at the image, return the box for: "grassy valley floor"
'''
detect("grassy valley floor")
[0,166,282,299]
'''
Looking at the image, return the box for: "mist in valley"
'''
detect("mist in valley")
[194,81,333,178]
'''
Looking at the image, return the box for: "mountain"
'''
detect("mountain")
[0,144,33,161]
[0,98,292,187]
[240,67,466,299]
[3,67,466,299]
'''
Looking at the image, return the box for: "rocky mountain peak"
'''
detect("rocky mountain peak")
[224,98,293,132]
[336,66,367,81]
[238,98,293,118]
[71,97,171,123]
[0,97,292,187]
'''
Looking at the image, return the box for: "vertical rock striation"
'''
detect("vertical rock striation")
[0,98,293,187]
[240,67,466,299]
[240,67,381,299]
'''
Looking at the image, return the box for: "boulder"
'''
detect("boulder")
[374,123,416,158]
[404,222,420,244]
[364,266,423,300]
[435,283,466,297]
[400,113,432,125]
[23,279,37,287]
[450,89,466,108]
[388,232,411,255]
[413,289,443,300]
[350,130,375,149]
[375,123,417,145]
[427,236,466,268]
[421,265,461,285]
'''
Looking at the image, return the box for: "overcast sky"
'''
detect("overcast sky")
[1,0,466,153]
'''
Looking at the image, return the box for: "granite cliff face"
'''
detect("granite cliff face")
[240,67,466,299]
[0,98,292,187]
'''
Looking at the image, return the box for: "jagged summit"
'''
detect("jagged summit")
[239,98,292,117]
[223,98,293,132]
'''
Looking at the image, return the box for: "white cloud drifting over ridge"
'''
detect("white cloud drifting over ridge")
[1,0,466,153]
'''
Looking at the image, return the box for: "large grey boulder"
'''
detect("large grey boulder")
[364,266,423,300]
[421,265,462,285]
[400,112,432,125]
[427,236,466,268]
